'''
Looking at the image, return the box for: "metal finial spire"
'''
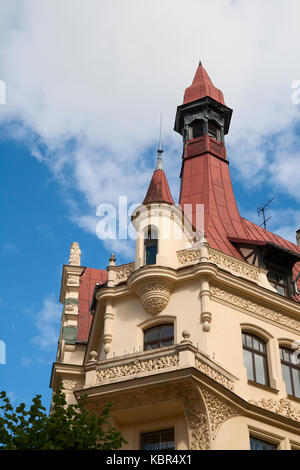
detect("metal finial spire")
[156,114,163,170]
[199,60,202,66]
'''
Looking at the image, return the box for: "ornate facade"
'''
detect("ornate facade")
[50,63,300,450]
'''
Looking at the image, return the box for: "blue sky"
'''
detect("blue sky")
[1,0,300,411]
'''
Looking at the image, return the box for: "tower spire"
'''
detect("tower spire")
[156,114,163,170]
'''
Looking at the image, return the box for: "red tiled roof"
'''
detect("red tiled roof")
[77,268,107,342]
[183,62,225,106]
[143,169,174,205]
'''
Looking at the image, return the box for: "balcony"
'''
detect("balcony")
[84,336,236,392]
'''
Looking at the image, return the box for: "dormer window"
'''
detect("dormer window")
[189,120,204,139]
[208,120,220,141]
[144,226,158,266]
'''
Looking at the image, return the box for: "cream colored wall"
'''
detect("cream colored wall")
[98,278,299,408]
[119,415,188,450]
[214,416,298,450]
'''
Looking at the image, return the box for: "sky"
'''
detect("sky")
[0,0,300,411]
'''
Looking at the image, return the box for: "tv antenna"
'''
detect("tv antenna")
[257,197,275,230]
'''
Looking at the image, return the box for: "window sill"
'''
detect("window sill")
[287,394,300,404]
[248,380,279,394]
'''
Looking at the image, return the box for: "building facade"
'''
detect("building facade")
[50,63,300,450]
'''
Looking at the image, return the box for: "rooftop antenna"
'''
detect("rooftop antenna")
[156,114,163,170]
[257,197,275,230]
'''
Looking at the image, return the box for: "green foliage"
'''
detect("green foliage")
[0,388,126,450]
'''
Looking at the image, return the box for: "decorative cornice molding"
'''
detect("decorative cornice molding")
[248,398,300,423]
[211,286,300,332]
[208,249,259,281]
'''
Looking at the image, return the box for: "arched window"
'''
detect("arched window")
[144,226,158,266]
[208,120,221,141]
[189,120,204,140]
[144,324,174,351]
[280,346,300,398]
[242,332,269,386]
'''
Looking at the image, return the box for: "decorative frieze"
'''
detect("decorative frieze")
[249,398,300,422]
[195,357,234,391]
[95,354,179,384]
[211,286,300,332]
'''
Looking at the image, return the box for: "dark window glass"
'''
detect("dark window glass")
[280,347,300,398]
[190,120,204,139]
[144,324,174,351]
[208,121,220,141]
[250,436,276,450]
[267,270,289,297]
[242,333,269,386]
[141,429,175,450]
[144,227,158,266]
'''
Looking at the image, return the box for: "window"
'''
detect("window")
[144,226,158,266]
[141,429,175,450]
[242,333,269,386]
[144,324,174,350]
[267,270,290,297]
[208,120,220,141]
[280,347,300,398]
[250,436,276,450]
[189,120,204,139]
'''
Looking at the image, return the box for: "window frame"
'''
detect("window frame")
[280,346,300,399]
[144,226,158,266]
[242,332,270,387]
[144,324,174,351]
[249,435,277,451]
[141,428,175,450]
[208,120,221,142]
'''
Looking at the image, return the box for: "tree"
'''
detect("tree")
[0,388,126,450]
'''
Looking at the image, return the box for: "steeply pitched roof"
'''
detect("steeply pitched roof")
[77,268,107,342]
[143,168,175,205]
[183,62,225,106]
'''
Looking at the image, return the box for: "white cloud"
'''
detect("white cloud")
[1,0,300,256]
[32,296,61,350]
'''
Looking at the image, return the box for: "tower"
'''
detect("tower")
[51,62,300,451]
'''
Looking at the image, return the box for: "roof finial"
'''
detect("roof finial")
[199,60,202,66]
[156,113,163,170]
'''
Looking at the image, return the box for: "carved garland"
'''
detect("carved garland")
[249,398,300,422]
[95,354,179,384]
[211,286,300,332]
[61,378,84,390]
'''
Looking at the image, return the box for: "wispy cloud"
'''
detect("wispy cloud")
[0,0,300,256]
[31,296,61,350]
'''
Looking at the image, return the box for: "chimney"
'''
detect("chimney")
[296,229,300,247]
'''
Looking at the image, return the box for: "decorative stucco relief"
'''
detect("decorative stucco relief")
[114,263,135,282]
[249,398,300,422]
[61,378,84,391]
[208,250,259,281]
[95,354,179,384]
[201,387,240,442]
[211,286,300,332]
[195,358,234,391]
[139,282,172,315]
[177,249,200,266]
[67,275,80,287]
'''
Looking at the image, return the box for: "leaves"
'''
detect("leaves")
[0,389,126,450]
